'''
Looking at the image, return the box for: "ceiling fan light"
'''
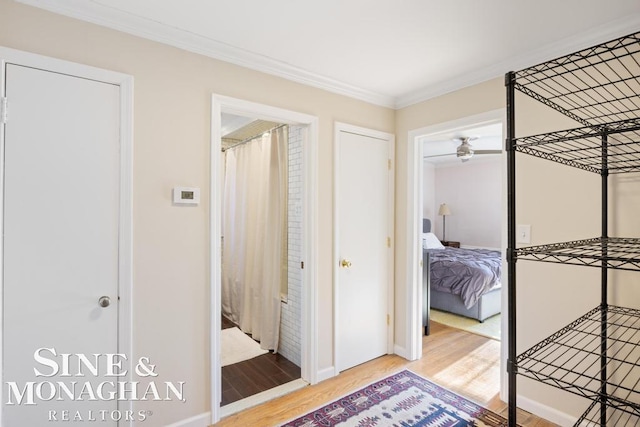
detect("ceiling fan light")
[457,146,473,159]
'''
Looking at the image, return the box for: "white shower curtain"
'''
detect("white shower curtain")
[222,127,288,351]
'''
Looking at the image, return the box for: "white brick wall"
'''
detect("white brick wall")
[278,125,303,367]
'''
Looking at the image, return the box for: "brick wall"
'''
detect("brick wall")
[278,125,304,366]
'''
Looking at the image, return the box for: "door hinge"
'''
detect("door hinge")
[387,237,391,247]
[387,314,390,325]
[0,97,7,124]
[420,259,423,268]
[301,261,304,269]
[388,159,392,170]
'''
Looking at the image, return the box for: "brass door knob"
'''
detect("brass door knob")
[340,259,352,268]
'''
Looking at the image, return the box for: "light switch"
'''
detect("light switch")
[517,224,531,244]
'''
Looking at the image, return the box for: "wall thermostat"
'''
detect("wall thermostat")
[173,187,200,205]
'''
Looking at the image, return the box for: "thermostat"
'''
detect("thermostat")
[173,187,200,205]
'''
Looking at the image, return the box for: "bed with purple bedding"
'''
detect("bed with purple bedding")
[423,246,502,331]
[428,247,502,309]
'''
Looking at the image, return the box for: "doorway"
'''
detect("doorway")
[421,122,503,341]
[210,95,319,424]
[219,115,302,406]
[405,109,508,398]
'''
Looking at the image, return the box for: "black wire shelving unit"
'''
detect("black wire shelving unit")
[515,237,640,271]
[506,32,640,427]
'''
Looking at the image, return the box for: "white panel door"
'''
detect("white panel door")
[336,129,392,372]
[3,64,120,425]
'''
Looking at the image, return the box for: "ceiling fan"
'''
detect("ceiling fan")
[425,137,502,163]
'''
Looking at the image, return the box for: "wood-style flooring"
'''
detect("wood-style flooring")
[214,321,557,427]
[221,316,301,406]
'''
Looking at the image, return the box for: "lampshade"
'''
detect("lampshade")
[438,203,451,216]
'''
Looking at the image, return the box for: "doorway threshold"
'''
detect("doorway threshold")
[220,378,308,418]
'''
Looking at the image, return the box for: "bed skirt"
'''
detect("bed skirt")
[430,287,501,323]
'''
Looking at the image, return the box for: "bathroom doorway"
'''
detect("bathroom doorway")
[219,115,304,407]
[210,95,319,423]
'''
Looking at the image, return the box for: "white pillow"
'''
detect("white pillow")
[422,232,445,249]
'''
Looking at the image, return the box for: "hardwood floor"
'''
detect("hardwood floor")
[221,316,301,405]
[214,321,558,427]
[222,353,301,405]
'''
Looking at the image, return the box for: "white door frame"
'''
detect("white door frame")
[210,95,319,424]
[405,109,506,395]
[333,122,395,373]
[0,46,134,425]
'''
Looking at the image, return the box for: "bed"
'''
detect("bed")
[421,219,502,335]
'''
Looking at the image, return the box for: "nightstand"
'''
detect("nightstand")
[441,241,460,248]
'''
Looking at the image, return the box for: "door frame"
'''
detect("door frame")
[405,108,506,393]
[0,46,134,425]
[333,122,395,374]
[210,95,319,424]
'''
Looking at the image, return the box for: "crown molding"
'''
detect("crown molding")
[394,13,640,109]
[15,0,640,111]
[14,0,397,108]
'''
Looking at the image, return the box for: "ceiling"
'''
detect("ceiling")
[422,123,502,165]
[17,0,640,108]
[220,113,281,150]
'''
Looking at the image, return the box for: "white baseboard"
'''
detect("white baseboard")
[517,394,576,427]
[164,412,211,427]
[393,344,409,360]
[316,366,336,382]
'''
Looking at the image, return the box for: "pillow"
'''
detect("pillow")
[422,232,445,250]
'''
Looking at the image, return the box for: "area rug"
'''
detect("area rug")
[221,327,268,367]
[430,309,501,341]
[280,370,510,427]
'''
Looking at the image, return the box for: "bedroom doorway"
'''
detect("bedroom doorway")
[406,109,508,400]
[422,122,503,341]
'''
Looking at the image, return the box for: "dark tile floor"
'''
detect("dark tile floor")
[221,316,301,406]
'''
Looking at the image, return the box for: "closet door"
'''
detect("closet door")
[335,126,394,372]
[3,64,120,426]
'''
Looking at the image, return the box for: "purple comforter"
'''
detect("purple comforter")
[427,247,502,309]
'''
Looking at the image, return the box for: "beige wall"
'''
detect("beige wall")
[396,78,640,420]
[0,0,394,424]
[2,0,639,423]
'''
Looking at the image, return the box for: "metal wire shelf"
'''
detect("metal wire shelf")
[574,399,640,427]
[517,305,640,415]
[513,118,640,174]
[514,32,640,128]
[508,30,640,427]
[515,237,640,271]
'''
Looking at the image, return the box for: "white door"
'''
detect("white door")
[336,126,393,372]
[2,64,121,425]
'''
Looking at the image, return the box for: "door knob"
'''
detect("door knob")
[340,259,352,268]
[98,296,111,308]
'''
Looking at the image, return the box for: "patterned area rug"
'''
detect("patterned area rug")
[280,370,509,427]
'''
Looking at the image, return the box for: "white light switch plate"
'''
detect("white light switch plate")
[517,224,531,244]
